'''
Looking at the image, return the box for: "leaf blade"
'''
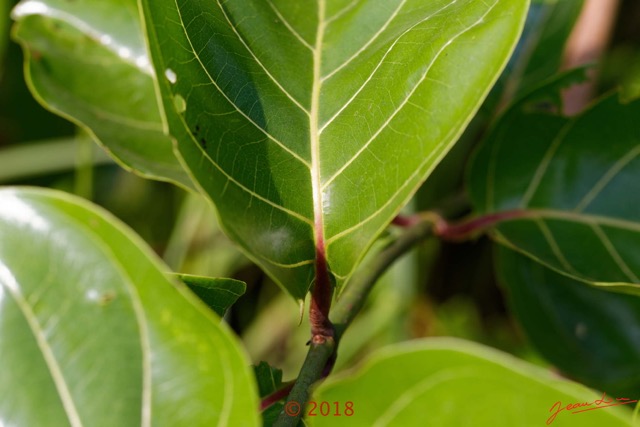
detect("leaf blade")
[173,274,246,317]
[497,245,640,397]
[142,0,529,298]
[309,338,635,426]
[11,0,192,188]
[468,88,640,292]
[0,187,259,427]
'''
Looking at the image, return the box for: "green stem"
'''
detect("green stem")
[272,220,435,427]
[272,207,525,425]
[331,220,434,340]
[274,338,335,426]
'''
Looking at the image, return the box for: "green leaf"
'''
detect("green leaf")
[497,245,640,398]
[141,0,529,299]
[513,0,583,96]
[254,361,284,398]
[309,338,636,426]
[173,273,246,317]
[254,362,288,427]
[0,187,259,426]
[0,0,8,75]
[11,0,193,189]
[468,90,640,292]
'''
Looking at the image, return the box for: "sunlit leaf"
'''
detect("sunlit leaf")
[0,187,258,426]
[11,0,193,188]
[310,338,635,426]
[141,0,529,298]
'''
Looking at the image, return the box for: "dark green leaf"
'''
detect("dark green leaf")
[497,245,640,398]
[172,273,246,317]
[11,0,193,188]
[0,187,258,426]
[262,403,285,427]
[0,0,8,75]
[468,89,640,293]
[254,361,284,398]
[141,0,529,298]
[310,339,635,426]
[514,0,584,96]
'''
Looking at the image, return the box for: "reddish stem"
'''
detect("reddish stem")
[309,238,334,343]
[435,210,527,240]
[260,381,295,411]
[391,214,422,227]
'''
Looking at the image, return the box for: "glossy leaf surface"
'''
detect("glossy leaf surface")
[310,338,636,426]
[468,92,640,291]
[497,246,640,398]
[142,0,529,298]
[11,0,192,188]
[0,188,258,427]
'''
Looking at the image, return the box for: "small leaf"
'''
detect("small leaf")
[497,245,640,398]
[11,0,192,188]
[141,0,529,299]
[254,361,284,399]
[468,88,640,293]
[172,273,246,317]
[310,338,635,426]
[0,187,259,426]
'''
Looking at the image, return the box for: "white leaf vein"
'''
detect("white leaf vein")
[318,0,456,135]
[325,0,360,25]
[216,0,310,114]
[176,112,313,226]
[322,0,496,191]
[0,265,85,427]
[321,0,408,82]
[173,0,311,169]
[265,0,314,51]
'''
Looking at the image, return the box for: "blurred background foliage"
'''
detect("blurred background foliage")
[1,0,640,389]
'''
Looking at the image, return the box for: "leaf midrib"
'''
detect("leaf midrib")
[501,207,640,233]
[310,0,327,262]
[1,268,85,427]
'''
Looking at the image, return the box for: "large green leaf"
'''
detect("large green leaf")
[468,90,640,292]
[11,0,192,189]
[498,245,640,398]
[310,338,636,426]
[0,188,258,426]
[141,0,529,298]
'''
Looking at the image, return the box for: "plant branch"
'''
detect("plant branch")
[274,338,335,426]
[274,208,522,425]
[261,381,295,411]
[434,209,526,241]
[309,245,334,342]
[331,220,435,340]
